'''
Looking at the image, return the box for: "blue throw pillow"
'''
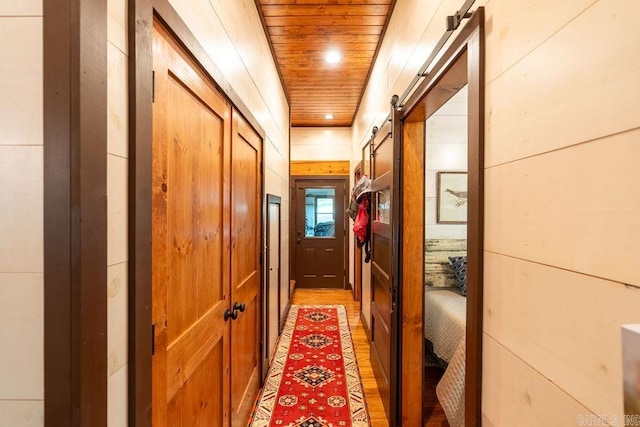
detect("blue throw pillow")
[448,256,467,296]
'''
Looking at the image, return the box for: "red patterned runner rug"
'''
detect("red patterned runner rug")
[249,305,370,427]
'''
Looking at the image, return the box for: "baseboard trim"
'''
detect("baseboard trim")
[360,310,371,342]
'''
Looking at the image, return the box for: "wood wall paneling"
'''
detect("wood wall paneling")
[484,0,640,167]
[255,0,396,126]
[290,160,350,176]
[484,251,639,417]
[482,334,594,426]
[484,129,640,287]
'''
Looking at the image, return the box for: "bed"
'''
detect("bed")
[424,286,466,427]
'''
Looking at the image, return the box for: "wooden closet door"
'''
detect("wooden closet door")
[230,112,262,426]
[152,21,232,426]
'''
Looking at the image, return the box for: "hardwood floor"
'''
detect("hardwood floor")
[290,289,449,427]
[424,366,450,427]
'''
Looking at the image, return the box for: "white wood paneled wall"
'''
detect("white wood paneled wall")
[0,1,44,425]
[482,0,640,422]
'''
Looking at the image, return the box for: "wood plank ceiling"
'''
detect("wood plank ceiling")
[255,0,396,127]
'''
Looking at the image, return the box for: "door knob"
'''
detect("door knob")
[224,308,237,321]
[233,302,246,313]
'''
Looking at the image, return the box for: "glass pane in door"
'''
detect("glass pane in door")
[305,188,336,237]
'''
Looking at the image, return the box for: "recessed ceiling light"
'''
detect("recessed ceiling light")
[325,51,341,64]
[324,114,334,120]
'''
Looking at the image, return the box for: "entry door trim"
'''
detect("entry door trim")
[128,1,266,424]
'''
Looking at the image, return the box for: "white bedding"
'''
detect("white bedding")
[424,286,467,427]
[424,287,466,363]
[436,335,466,427]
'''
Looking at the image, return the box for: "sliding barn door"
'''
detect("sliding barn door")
[369,109,401,425]
[152,20,263,427]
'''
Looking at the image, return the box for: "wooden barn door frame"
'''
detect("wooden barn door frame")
[399,8,484,425]
[128,1,266,424]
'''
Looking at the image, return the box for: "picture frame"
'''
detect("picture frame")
[437,171,468,224]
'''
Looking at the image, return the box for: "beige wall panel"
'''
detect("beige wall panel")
[0,0,41,16]
[485,0,640,167]
[107,364,127,426]
[107,154,128,267]
[0,273,43,399]
[482,334,594,427]
[485,129,640,286]
[0,146,43,272]
[107,0,127,54]
[107,43,128,158]
[107,262,128,376]
[484,252,639,417]
[0,17,42,146]
[291,127,351,161]
[265,138,289,182]
[169,0,290,144]
[0,401,43,427]
[484,0,595,83]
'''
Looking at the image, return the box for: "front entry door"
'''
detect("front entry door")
[294,178,346,288]
[152,20,262,427]
[369,110,400,425]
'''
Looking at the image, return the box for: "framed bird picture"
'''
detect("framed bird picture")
[437,171,468,224]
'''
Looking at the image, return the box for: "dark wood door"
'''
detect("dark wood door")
[369,111,400,425]
[294,178,347,288]
[152,21,231,426]
[230,112,262,426]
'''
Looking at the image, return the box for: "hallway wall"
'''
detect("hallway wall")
[0,1,44,425]
[106,0,129,424]
[354,0,640,423]
[291,127,351,161]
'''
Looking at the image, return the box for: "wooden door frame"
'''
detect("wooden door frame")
[44,0,108,424]
[290,175,350,289]
[128,1,266,424]
[399,8,484,426]
[264,193,283,374]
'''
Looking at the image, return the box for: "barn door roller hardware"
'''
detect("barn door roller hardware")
[373,0,476,134]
